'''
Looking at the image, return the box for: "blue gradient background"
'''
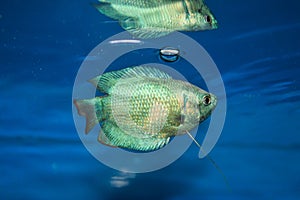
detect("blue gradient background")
[1,0,300,199]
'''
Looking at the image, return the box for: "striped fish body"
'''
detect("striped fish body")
[94,0,218,38]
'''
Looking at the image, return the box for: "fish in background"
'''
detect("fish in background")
[74,66,217,151]
[93,0,218,39]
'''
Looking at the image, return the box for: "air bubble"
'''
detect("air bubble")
[159,47,180,62]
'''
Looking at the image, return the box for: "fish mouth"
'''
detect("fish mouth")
[211,19,218,29]
[209,93,218,110]
[192,21,218,31]
[211,98,217,110]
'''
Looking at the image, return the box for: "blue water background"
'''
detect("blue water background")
[1,0,300,199]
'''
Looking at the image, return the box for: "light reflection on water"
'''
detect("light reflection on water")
[110,172,136,188]
[229,23,300,40]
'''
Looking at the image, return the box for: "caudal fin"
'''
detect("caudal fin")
[92,2,125,20]
[73,98,101,134]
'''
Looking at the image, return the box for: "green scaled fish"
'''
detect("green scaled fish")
[93,0,218,39]
[74,66,217,151]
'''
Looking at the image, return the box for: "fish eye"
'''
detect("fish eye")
[203,95,211,106]
[205,15,212,24]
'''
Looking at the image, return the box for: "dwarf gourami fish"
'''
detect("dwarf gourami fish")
[74,66,217,151]
[93,0,218,39]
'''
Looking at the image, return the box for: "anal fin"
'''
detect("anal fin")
[99,121,170,151]
[98,129,117,148]
[124,26,173,39]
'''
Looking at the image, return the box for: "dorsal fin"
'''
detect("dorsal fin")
[97,0,174,8]
[89,66,172,94]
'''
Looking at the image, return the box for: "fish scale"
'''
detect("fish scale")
[127,82,176,134]
[110,79,179,136]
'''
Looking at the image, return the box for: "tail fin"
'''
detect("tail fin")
[91,2,125,20]
[73,98,101,134]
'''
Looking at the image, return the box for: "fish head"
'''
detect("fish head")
[196,91,217,123]
[190,3,218,31]
[177,89,217,134]
[180,88,217,123]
